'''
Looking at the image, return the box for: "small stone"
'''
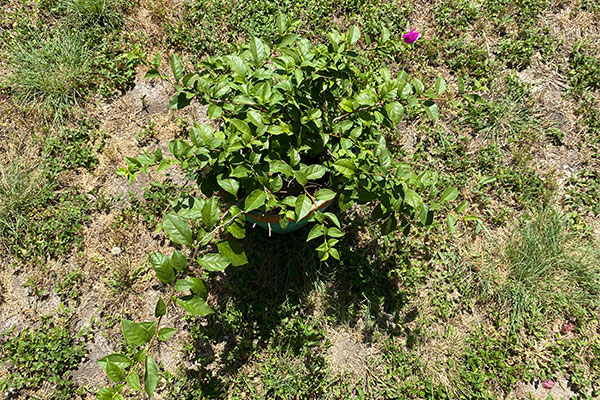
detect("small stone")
[110,246,122,255]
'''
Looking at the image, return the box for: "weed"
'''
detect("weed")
[497,26,559,69]
[476,208,600,331]
[61,0,127,29]
[136,121,159,146]
[54,269,84,302]
[166,0,411,58]
[568,41,600,95]
[125,181,192,228]
[463,75,542,141]
[565,169,600,216]
[42,120,103,173]
[0,133,94,261]
[0,318,86,398]
[443,38,494,81]
[96,43,143,96]
[433,0,480,33]
[483,0,547,26]
[1,28,94,119]
[104,255,146,294]
[456,330,526,397]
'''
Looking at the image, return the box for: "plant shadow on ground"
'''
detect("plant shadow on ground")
[178,208,410,396]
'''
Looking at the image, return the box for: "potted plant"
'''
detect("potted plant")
[102,19,456,398]
[122,20,452,259]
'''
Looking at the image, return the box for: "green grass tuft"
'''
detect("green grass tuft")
[1,28,94,119]
[486,209,600,330]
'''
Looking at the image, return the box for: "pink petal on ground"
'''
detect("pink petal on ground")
[542,379,555,389]
[560,322,575,334]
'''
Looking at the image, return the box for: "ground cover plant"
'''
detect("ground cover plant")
[0,0,599,399]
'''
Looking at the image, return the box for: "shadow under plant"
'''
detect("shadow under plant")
[171,208,413,398]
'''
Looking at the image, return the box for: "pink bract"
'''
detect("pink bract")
[403,29,421,43]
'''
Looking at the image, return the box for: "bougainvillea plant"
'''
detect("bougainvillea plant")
[99,17,457,399]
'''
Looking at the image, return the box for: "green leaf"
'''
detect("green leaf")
[294,170,307,186]
[247,110,263,127]
[381,214,398,235]
[231,165,252,178]
[176,295,214,316]
[169,54,183,82]
[327,227,344,237]
[323,212,341,228]
[423,100,439,123]
[435,77,447,95]
[121,320,153,346]
[457,76,465,94]
[231,119,251,136]
[133,348,147,363]
[447,214,456,234]
[98,354,132,371]
[315,189,336,201]
[126,373,141,392]
[306,224,324,241]
[304,165,326,180]
[144,69,161,79]
[440,186,459,203]
[106,361,123,383]
[419,206,434,226]
[245,189,266,212]
[218,239,248,266]
[174,277,208,298]
[288,148,300,166]
[404,189,422,208]
[356,89,377,106]
[158,327,177,341]
[412,78,424,94]
[228,55,247,76]
[152,52,161,68]
[150,252,175,284]
[96,388,116,400]
[333,159,355,177]
[347,25,361,45]
[202,197,220,229]
[207,104,223,119]
[270,160,293,177]
[154,297,166,317]
[276,13,287,35]
[385,102,404,124]
[217,176,239,198]
[295,194,313,221]
[249,37,270,65]
[171,250,188,271]
[144,356,159,397]
[227,214,246,239]
[380,26,390,42]
[163,214,193,246]
[279,33,297,47]
[198,253,231,272]
[174,278,193,292]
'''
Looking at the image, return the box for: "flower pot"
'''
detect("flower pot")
[246,198,333,234]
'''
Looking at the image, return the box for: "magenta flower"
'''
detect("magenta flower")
[403,29,421,44]
[542,379,555,389]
